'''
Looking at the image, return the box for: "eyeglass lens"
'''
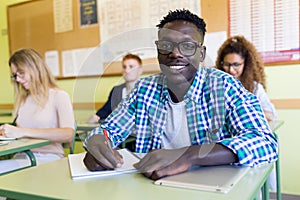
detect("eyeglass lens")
[11,72,23,81]
[156,40,200,56]
[222,62,243,68]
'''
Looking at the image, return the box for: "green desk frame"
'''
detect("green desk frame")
[0,139,50,176]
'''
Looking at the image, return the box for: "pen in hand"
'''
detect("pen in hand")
[12,114,18,126]
[103,129,114,155]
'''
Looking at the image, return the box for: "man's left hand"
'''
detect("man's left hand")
[133,147,192,180]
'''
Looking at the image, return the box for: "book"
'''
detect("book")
[154,165,250,194]
[68,149,140,180]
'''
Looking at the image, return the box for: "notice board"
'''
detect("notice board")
[7,0,103,78]
[7,0,228,78]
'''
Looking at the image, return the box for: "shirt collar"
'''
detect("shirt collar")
[159,67,209,103]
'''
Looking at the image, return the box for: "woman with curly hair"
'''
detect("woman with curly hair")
[215,35,276,121]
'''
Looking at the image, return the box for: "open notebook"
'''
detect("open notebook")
[68,149,140,180]
[154,165,250,194]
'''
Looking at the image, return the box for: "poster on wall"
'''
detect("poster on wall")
[53,0,73,33]
[79,0,98,27]
[97,0,201,62]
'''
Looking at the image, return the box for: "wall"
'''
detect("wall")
[0,0,300,195]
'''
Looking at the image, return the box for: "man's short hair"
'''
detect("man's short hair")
[122,53,142,65]
[156,9,206,37]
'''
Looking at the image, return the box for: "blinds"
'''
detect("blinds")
[229,0,300,64]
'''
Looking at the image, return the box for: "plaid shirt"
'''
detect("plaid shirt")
[86,67,278,167]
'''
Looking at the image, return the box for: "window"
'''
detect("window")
[229,0,300,65]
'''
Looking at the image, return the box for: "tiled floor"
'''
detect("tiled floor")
[270,192,300,200]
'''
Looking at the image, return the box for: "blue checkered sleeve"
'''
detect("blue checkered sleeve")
[218,73,278,166]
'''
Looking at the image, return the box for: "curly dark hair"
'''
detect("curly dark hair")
[215,35,266,93]
[156,9,206,37]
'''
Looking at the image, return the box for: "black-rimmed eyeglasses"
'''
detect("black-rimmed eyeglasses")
[155,40,203,57]
[11,72,24,81]
[221,62,243,69]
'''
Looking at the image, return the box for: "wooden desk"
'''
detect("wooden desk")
[76,123,98,141]
[0,112,12,117]
[269,120,284,132]
[0,116,13,125]
[0,139,50,175]
[77,123,98,131]
[76,123,135,150]
[0,157,273,200]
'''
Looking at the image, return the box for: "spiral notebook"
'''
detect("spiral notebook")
[68,149,140,180]
[154,165,250,194]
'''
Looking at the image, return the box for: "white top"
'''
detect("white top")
[162,96,191,149]
[254,82,277,118]
[122,87,128,99]
[17,88,74,157]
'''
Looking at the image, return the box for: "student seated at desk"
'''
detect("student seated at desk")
[215,35,277,121]
[83,9,278,180]
[87,53,143,123]
[215,35,278,191]
[0,48,74,174]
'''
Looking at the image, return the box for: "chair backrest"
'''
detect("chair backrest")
[63,120,77,155]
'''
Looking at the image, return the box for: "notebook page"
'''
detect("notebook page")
[68,149,140,180]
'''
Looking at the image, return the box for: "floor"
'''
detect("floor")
[270,192,300,200]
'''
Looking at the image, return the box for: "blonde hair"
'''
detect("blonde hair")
[215,35,266,93]
[9,48,58,113]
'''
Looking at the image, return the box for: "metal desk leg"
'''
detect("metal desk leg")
[0,150,36,176]
[24,150,37,166]
[262,178,270,200]
[275,150,281,200]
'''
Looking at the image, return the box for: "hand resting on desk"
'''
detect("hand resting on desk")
[0,124,20,138]
[133,147,191,180]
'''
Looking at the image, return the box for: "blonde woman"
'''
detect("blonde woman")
[0,48,74,174]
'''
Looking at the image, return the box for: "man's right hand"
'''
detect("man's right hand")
[83,134,123,171]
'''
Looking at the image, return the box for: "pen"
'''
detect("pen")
[103,129,114,154]
[12,114,18,126]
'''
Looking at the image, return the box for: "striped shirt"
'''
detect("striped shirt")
[86,67,278,167]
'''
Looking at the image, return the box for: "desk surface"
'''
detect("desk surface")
[0,157,273,200]
[77,123,98,131]
[0,116,13,125]
[0,139,50,156]
[269,120,284,132]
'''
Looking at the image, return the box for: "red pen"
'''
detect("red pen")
[103,129,114,154]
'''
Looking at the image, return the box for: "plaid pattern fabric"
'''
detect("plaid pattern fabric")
[86,67,278,166]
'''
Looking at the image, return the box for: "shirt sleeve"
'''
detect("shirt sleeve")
[55,90,75,129]
[255,82,277,119]
[219,78,278,166]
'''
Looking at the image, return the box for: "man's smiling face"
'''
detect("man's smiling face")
[157,20,205,86]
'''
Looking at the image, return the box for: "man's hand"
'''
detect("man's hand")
[134,147,192,180]
[83,134,123,171]
[133,144,238,180]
